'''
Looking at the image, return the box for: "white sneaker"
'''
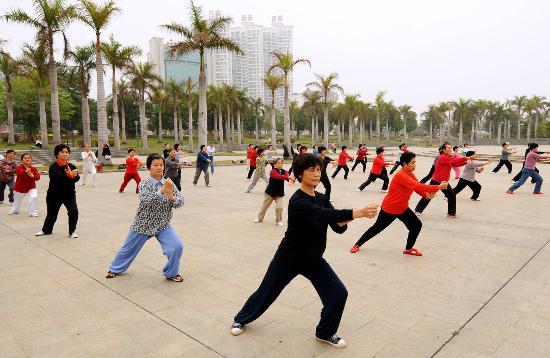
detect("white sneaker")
[356,189,361,192]
[69,233,79,239]
[34,231,45,236]
[8,211,13,215]
[380,189,388,193]
[230,322,244,336]
[316,335,347,348]
[93,184,97,187]
[80,183,85,186]
[30,213,38,217]
[207,184,211,187]
[254,218,261,223]
[329,199,334,202]
[276,222,284,227]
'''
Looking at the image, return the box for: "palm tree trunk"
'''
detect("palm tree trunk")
[489,121,492,140]
[526,114,531,142]
[111,68,120,151]
[139,96,148,152]
[188,100,194,152]
[517,112,521,140]
[535,112,539,139]
[359,119,364,144]
[271,102,277,149]
[255,112,259,144]
[95,34,109,161]
[376,111,380,140]
[323,106,329,147]
[82,93,91,146]
[497,122,501,145]
[224,109,230,149]
[226,104,232,144]
[348,116,353,147]
[48,34,61,144]
[121,96,127,143]
[218,109,224,146]
[470,119,475,143]
[197,59,208,147]
[237,109,242,146]
[403,116,408,139]
[337,118,341,145]
[369,120,372,139]
[283,81,291,153]
[173,107,179,143]
[459,118,463,145]
[158,110,163,143]
[311,117,315,145]
[178,110,184,148]
[38,91,48,149]
[6,91,15,145]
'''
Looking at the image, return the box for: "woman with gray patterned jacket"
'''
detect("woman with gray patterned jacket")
[106,154,185,282]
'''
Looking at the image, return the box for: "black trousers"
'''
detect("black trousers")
[320,174,332,200]
[389,161,402,175]
[0,178,14,202]
[492,160,512,173]
[512,163,538,183]
[234,258,347,340]
[332,165,349,179]
[247,166,256,179]
[415,179,456,215]
[358,173,389,191]
[351,159,366,172]
[453,178,481,200]
[420,166,435,184]
[355,208,421,250]
[168,175,181,191]
[42,193,79,235]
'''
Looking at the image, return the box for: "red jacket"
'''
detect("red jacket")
[337,151,353,166]
[432,153,467,182]
[14,165,40,193]
[382,170,439,214]
[126,157,140,174]
[250,151,258,167]
[370,155,391,175]
[247,147,254,159]
[356,148,368,160]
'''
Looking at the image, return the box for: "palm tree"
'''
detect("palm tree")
[264,73,284,148]
[68,44,95,146]
[5,0,79,144]
[20,42,50,148]
[79,0,120,157]
[150,85,168,143]
[509,95,526,140]
[221,83,237,144]
[207,84,224,145]
[374,91,386,140]
[234,89,248,146]
[101,34,141,151]
[303,91,321,145]
[126,62,161,152]
[0,52,20,145]
[161,1,242,148]
[251,97,263,143]
[452,99,472,145]
[117,79,130,143]
[268,52,311,152]
[398,105,412,140]
[527,95,546,140]
[306,72,343,147]
[182,77,197,151]
[344,94,360,147]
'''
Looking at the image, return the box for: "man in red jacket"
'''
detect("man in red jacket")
[414,142,468,217]
[331,146,354,180]
[357,147,391,192]
[351,151,446,255]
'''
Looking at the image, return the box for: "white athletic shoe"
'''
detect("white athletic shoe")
[380,189,388,193]
[69,233,79,239]
[93,184,97,187]
[276,222,284,227]
[356,189,361,192]
[80,183,85,186]
[254,218,261,223]
[231,322,244,336]
[329,199,334,202]
[316,335,347,348]
[207,184,211,187]
[34,231,45,236]
[30,213,38,217]
[8,211,13,215]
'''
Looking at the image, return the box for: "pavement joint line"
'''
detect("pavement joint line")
[0,221,226,358]
[430,235,550,357]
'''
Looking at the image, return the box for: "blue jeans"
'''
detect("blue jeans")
[109,227,183,278]
[508,168,543,193]
[209,156,214,174]
[0,178,14,202]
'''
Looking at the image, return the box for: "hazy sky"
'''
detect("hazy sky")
[1,0,549,113]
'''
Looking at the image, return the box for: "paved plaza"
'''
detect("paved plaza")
[1,146,550,357]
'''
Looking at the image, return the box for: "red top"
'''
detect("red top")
[382,170,439,214]
[270,169,289,180]
[370,155,391,174]
[247,147,254,159]
[432,153,467,182]
[250,150,258,167]
[356,148,368,160]
[337,151,353,166]
[126,157,140,174]
[14,165,40,193]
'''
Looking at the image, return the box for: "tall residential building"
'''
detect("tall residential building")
[208,12,293,109]
[147,37,203,85]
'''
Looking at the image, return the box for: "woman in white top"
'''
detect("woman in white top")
[81,144,97,186]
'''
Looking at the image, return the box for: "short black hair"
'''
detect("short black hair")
[20,152,31,161]
[376,147,384,155]
[341,145,347,150]
[257,148,265,154]
[6,149,15,155]
[54,144,70,158]
[292,153,323,183]
[300,146,307,152]
[529,143,539,151]
[401,151,416,164]
[254,145,259,150]
[174,143,180,151]
[501,142,508,147]
[399,143,406,149]
[463,143,469,147]
[268,144,273,149]
[128,148,134,153]
[200,144,206,151]
[248,144,253,147]
[318,146,327,152]
[146,153,164,169]
[465,150,476,157]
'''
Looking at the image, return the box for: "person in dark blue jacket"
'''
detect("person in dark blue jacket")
[193,145,211,187]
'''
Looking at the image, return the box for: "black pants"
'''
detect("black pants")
[42,193,79,235]
[389,161,402,175]
[234,258,347,340]
[358,173,389,191]
[0,178,14,202]
[512,163,538,183]
[168,175,181,191]
[355,208,421,250]
[492,160,512,173]
[414,179,456,215]
[351,159,366,172]
[453,178,481,200]
[320,174,331,200]
[247,166,256,179]
[332,165,349,179]
[420,166,435,184]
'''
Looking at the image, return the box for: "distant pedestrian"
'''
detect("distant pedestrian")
[80,144,97,187]
[206,143,216,175]
[193,145,211,187]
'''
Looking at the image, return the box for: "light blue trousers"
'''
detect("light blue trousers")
[109,227,183,278]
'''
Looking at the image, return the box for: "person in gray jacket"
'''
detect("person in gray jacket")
[193,145,211,187]
[164,149,181,191]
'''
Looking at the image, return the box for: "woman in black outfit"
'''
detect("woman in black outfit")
[230,154,378,348]
[35,144,80,238]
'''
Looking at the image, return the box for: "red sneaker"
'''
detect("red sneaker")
[506,190,514,195]
[350,245,360,254]
[403,248,422,256]
[534,192,543,195]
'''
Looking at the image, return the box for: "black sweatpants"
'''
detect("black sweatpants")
[332,165,349,179]
[420,166,435,184]
[354,208,421,250]
[512,163,538,183]
[389,161,402,175]
[247,166,256,179]
[453,178,481,200]
[414,179,456,215]
[358,172,389,191]
[351,159,366,172]
[320,174,332,200]
[492,160,512,173]
[42,193,79,235]
[234,258,348,340]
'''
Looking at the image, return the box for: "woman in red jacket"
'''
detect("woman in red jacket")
[10,153,40,217]
[331,146,353,180]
